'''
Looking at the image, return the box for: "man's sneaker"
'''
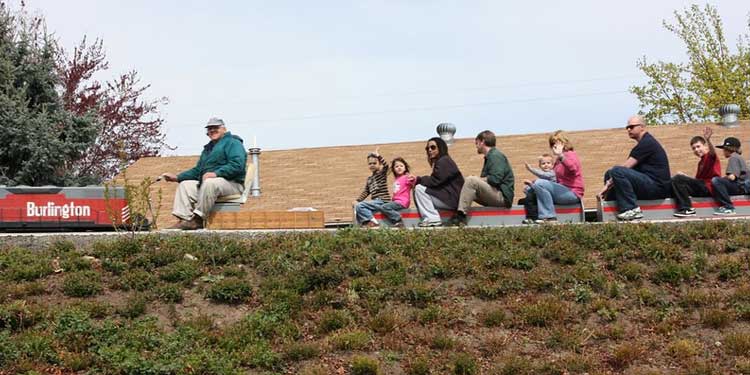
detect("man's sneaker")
[418,220,442,227]
[362,221,379,228]
[449,211,468,227]
[391,220,405,228]
[616,207,643,221]
[714,206,736,216]
[522,218,536,225]
[673,208,696,218]
[179,216,203,230]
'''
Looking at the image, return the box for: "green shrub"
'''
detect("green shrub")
[652,261,695,285]
[318,309,350,333]
[159,260,201,284]
[283,342,320,361]
[206,277,252,304]
[117,294,148,319]
[618,261,647,281]
[101,258,127,275]
[700,308,733,329]
[0,331,18,367]
[482,307,506,327]
[716,257,743,281]
[118,269,157,292]
[0,248,53,282]
[369,310,398,334]
[62,271,103,297]
[520,297,566,327]
[54,308,94,352]
[452,353,477,375]
[351,355,379,375]
[330,330,370,351]
[724,331,750,356]
[405,356,431,375]
[155,283,184,303]
[430,334,455,350]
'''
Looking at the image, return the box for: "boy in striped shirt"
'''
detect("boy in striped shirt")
[353,150,391,227]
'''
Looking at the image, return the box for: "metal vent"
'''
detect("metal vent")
[719,104,740,127]
[436,122,456,146]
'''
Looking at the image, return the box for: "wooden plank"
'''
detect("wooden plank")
[206,210,324,229]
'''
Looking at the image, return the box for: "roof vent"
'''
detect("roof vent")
[719,104,740,127]
[436,122,456,146]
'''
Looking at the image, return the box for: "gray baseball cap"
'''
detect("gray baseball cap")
[205,117,225,128]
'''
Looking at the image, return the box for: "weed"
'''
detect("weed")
[0,300,43,331]
[652,261,695,285]
[679,288,716,308]
[0,248,53,282]
[54,308,94,352]
[737,359,750,375]
[520,296,566,327]
[405,356,431,375]
[159,260,201,284]
[401,284,436,308]
[700,308,733,329]
[118,269,157,292]
[418,305,443,325]
[155,283,183,303]
[62,271,103,297]
[481,307,506,327]
[330,330,370,351]
[283,342,320,361]
[369,310,398,334]
[205,277,252,304]
[101,258,127,275]
[682,359,717,375]
[430,334,456,350]
[724,331,750,356]
[609,342,641,369]
[351,355,380,375]
[667,338,700,360]
[452,353,477,375]
[545,327,583,351]
[715,256,743,281]
[494,356,534,375]
[318,309,351,333]
[618,261,647,282]
[117,293,148,319]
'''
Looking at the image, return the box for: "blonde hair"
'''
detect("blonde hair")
[539,153,554,163]
[548,130,574,151]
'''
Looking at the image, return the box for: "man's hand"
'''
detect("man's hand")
[202,172,217,181]
[523,179,534,186]
[727,174,736,181]
[704,126,713,140]
[160,173,178,182]
[597,179,613,200]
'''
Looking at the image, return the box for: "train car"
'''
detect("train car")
[0,186,129,231]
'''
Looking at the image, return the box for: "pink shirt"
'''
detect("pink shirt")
[554,150,584,198]
[392,174,416,207]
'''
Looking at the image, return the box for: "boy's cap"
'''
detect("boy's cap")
[205,117,225,128]
[716,137,741,149]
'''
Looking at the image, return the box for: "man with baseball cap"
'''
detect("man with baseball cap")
[160,117,247,230]
[710,136,748,215]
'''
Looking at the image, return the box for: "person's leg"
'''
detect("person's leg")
[378,201,406,223]
[532,179,579,219]
[355,199,383,224]
[671,174,694,210]
[172,180,200,221]
[608,166,638,212]
[472,177,504,207]
[711,177,740,209]
[523,187,539,220]
[193,178,244,219]
[414,184,441,223]
[457,176,480,214]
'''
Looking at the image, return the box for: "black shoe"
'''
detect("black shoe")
[673,208,696,218]
[450,211,468,227]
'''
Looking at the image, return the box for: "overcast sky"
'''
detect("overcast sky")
[22,1,750,154]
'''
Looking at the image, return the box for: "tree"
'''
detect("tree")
[0,3,98,186]
[58,37,170,181]
[630,4,750,124]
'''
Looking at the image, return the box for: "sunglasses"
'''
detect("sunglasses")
[625,124,642,130]
[425,145,438,151]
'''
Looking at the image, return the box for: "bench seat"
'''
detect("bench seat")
[372,203,585,227]
[597,196,750,222]
[212,163,256,212]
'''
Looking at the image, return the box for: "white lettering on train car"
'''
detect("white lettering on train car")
[26,202,91,219]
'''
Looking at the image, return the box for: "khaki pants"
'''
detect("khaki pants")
[172,178,243,220]
[458,176,505,213]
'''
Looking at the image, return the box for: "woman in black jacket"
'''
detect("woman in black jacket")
[409,137,465,227]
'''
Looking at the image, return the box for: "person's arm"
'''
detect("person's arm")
[704,127,716,156]
[356,179,370,202]
[726,156,742,181]
[558,151,581,174]
[484,152,511,188]
[527,166,555,180]
[418,157,459,187]
[177,159,202,182]
[622,157,638,169]
[213,140,247,181]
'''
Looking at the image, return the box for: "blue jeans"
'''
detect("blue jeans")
[604,166,669,212]
[530,179,580,219]
[355,199,406,223]
[711,176,743,209]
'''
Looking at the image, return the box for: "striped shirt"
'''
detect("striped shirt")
[357,155,391,202]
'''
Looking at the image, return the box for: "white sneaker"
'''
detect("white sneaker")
[616,207,643,221]
[417,220,442,227]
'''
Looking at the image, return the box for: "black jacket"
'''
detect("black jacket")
[417,155,465,209]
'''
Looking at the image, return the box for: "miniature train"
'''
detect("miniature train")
[0,186,129,231]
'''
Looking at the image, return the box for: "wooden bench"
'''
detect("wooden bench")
[597,196,750,222]
[212,163,256,212]
[372,203,585,227]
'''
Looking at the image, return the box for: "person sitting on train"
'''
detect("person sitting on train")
[671,127,721,217]
[160,117,247,230]
[408,137,464,227]
[597,115,671,221]
[710,136,749,215]
[450,130,514,226]
[522,130,584,224]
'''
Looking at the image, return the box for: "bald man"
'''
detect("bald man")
[598,115,671,221]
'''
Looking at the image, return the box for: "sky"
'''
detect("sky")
[21,1,750,155]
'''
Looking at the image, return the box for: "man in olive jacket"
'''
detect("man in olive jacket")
[453,130,514,225]
[161,117,247,230]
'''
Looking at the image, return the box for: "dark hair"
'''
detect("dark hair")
[426,137,449,166]
[725,146,741,155]
[475,130,496,147]
[366,152,378,160]
[390,157,410,177]
[690,136,706,146]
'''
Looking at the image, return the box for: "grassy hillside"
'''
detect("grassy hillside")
[1,223,750,374]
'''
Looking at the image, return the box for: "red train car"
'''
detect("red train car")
[0,186,129,231]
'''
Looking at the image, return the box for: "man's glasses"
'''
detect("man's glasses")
[625,124,642,130]
[425,145,438,151]
[206,127,221,135]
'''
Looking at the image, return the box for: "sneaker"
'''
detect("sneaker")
[714,206,736,216]
[616,207,643,221]
[417,220,442,227]
[391,220,405,228]
[179,216,203,230]
[522,218,537,225]
[673,208,696,218]
[534,217,558,224]
[362,221,379,228]
[449,211,468,227]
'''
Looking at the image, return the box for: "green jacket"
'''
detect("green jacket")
[178,132,247,185]
[481,147,514,207]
